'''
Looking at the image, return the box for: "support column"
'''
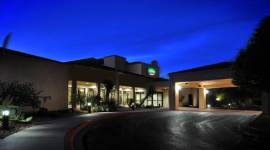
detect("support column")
[193,89,199,107]
[114,71,120,105]
[97,82,101,96]
[116,84,120,105]
[71,80,77,110]
[132,87,135,101]
[199,88,206,110]
[169,78,179,110]
[175,84,180,110]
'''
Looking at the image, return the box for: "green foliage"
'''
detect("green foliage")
[0,80,51,109]
[139,85,155,107]
[233,16,270,93]
[17,116,33,123]
[209,88,261,106]
[103,100,117,112]
[215,93,225,102]
[102,80,115,102]
[0,105,33,123]
[86,95,102,108]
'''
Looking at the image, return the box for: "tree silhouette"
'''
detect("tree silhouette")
[233,16,270,114]
[102,80,115,102]
[2,33,12,48]
[139,85,155,107]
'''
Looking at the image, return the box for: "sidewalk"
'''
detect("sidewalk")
[179,107,262,116]
[0,112,112,150]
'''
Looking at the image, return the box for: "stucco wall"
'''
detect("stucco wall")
[0,52,69,111]
[179,88,198,107]
[69,65,153,88]
[127,63,142,75]
[170,68,232,82]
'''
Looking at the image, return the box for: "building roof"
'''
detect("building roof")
[67,60,168,81]
[66,57,104,66]
[0,47,61,63]
[169,62,233,75]
[1,48,168,81]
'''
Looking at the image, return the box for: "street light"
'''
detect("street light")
[2,110,10,130]
[87,102,92,113]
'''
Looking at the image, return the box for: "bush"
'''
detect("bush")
[103,100,117,112]
[0,80,51,110]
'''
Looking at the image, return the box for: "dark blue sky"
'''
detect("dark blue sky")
[1,0,270,77]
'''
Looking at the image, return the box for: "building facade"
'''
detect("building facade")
[0,48,168,111]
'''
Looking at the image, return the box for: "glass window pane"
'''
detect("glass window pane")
[153,93,157,101]
[158,93,163,100]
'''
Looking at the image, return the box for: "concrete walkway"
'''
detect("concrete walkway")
[179,107,262,115]
[0,112,113,150]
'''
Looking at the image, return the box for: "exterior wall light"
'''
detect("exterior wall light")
[2,110,10,130]
[87,102,92,113]
[87,102,92,106]
[228,103,231,109]
[207,104,211,108]
[175,85,182,91]
[2,110,10,116]
[204,89,209,94]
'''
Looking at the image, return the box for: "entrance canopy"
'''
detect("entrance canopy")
[169,62,236,110]
[175,78,236,89]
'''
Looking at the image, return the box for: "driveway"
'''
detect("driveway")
[0,110,261,150]
[79,111,261,150]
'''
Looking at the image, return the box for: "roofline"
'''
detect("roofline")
[128,61,146,65]
[1,48,167,81]
[169,61,233,75]
[70,63,168,81]
[0,47,61,63]
[103,55,127,60]
[65,57,101,63]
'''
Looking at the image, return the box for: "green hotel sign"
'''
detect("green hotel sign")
[147,67,156,76]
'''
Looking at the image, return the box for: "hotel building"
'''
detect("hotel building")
[0,48,169,111]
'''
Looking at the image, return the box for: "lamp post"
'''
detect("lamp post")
[2,110,10,130]
[87,102,92,113]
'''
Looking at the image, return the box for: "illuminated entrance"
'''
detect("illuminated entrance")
[169,62,235,110]
[174,79,236,110]
[68,81,98,109]
[119,86,133,106]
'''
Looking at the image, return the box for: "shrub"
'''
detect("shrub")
[0,80,51,110]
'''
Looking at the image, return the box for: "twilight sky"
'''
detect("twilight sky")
[0,0,270,77]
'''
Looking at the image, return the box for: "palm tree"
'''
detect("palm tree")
[2,33,12,48]
[139,85,155,107]
[102,80,115,102]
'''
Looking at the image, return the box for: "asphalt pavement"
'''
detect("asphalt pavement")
[80,111,261,150]
[0,110,262,150]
